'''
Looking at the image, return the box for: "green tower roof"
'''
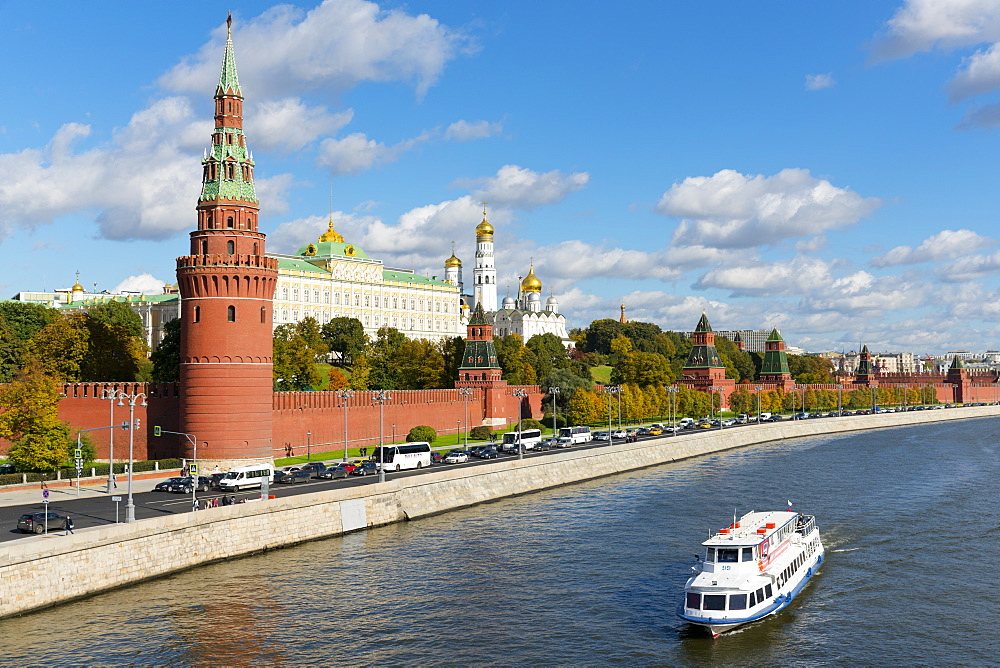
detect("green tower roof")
[694,311,713,333]
[218,14,241,96]
[766,328,784,342]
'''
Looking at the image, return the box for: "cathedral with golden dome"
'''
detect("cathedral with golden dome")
[444,207,572,347]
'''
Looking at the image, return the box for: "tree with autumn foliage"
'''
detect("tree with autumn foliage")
[0,363,75,471]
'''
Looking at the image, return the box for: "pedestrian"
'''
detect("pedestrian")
[360,447,367,456]
[221,495,230,506]
[230,495,236,505]
[64,515,74,535]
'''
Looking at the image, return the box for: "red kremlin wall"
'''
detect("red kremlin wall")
[8,383,543,462]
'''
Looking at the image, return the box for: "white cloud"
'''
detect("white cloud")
[795,236,827,252]
[805,73,835,90]
[532,240,682,287]
[871,228,994,266]
[160,0,471,100]
[249,99,353,153]
[694,255,839,296]
[444,119,503,141]
[871,0,1000,61]
[935,249,1000,280]
[316,129,434,175]
[658,168,881,249]
[457,164,589,209]
[948,42,1000,101]
[112,273,167,294]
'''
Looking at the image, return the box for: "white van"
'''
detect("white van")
[678,418,695,428]
[218,464,275,492]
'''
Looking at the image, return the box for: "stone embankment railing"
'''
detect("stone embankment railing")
[2,405,997,619]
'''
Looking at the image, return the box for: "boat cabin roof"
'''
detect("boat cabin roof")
[703,510,798,546]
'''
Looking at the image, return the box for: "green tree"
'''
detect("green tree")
[407,425,437,443]
[565,388,603,425]
[0,364,73,471]
[788,354,835,384]
[716,336,756,382]
[438,336,466,389]
[81,301,149,381]
[25,312,90,382]
[273,322,323,390]
[612,351,672,386]
[349,354,371,390]
[368,327,407,389]
[584,319,626,354]
[150,317,181,382]
[397,339,446,389]
[0,302,57,341]
[321,317,367,365]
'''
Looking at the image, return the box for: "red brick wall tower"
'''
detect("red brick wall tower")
[176,16,278,465]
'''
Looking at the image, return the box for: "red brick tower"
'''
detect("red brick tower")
[176,15,278,466]
[457,302,509,426]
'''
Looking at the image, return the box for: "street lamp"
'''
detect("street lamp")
[374,390,390,482]
[549,386,561,441]
[710,386,724,428]
[666,386,679,433]
[117,391,147,523]
[836,384,844,416]
[459,388,473,448]
[337,389,353,462]
[512,388,528,459]
[306,431,312,462]
[603,385,621,445]
[100,388,124,493]
[754,386,763,424]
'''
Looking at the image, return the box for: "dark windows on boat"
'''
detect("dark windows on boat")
[717,549,739,563]
[686,593,701,609]
[749,591,756,606]
[729,594,747,610]
[705,548,715,562]
[756,588,765,603]
[742,548,754,561]
[764,584,773,598]
[703,595,726,611]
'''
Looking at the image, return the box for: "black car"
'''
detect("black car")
[273,467,301,483]
[319,463,353,479]
[154,476,189,492]
[208,472,227,488]
[169,476,213,493]
[478,446,500,459]
[0,462,15,474]
[17,512,66,534]
[277,469,312,484]
[350,461,379,476]
[297,461,327,478]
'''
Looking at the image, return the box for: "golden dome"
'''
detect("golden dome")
[445,253,462,268]
[520,264,542,293]
[476,204,494,238]
[318,218,344,243]
[71,282,84,292]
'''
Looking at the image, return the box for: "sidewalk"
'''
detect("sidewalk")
[0,470,180,509]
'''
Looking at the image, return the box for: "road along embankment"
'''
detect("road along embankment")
[2,406,997,619]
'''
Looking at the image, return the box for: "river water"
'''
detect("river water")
[4,418,998,666]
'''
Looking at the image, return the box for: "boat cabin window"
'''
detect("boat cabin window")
[764,584,773,598]
[749,591,756,606]
[703,595,726,611]
[742,548,754,561]
[729,594,747,610]
[756,588,765,602]
[686,593,701,609]
[705,548,715,562]
[717,548,739,563]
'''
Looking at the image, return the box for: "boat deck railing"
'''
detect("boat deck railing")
[794,514,816,536]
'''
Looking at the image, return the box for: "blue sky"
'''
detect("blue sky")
[2,0,1000,355]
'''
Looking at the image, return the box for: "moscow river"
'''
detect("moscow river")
[3,417,998,666]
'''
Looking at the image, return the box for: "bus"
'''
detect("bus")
[501,428,543,452]
[558,425,593,444]
[218,464,274,492]
[371,442,432,471]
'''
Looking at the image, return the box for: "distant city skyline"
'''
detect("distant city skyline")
[1,1,1000,354]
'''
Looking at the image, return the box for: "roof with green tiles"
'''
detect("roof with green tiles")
[382,270,452,287]
[295,240,372,260]
[276,257,331,274]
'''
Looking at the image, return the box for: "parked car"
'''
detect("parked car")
[319,463,354,479]
[444,449,469,464]
[612,429,628,439]
[277,469,312,484]
[478,446,500,459]
[467,446,486,457]
[17,512,66,534]
[169,476,212,493]
[636,427,651,436]
[648,427,664,435]
[295,461,327,478]
[593,431,610,441]
[208,472,227,488]
[154,477,188,492]
[350,461,379,476]
[430,451,443,464]
[551,437,575,448]
[0,462,15,474]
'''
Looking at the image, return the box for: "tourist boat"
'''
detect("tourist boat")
[677,509,824,636]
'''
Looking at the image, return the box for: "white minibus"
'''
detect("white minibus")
[558,425,593,444]
[218,464,275,492]
[501,428,543,452]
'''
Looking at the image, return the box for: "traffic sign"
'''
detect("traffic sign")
[189,463,199,475]
[112,496,122,502]
[42,489,49,499]
[73,448,82,460]
[153,426,161,437]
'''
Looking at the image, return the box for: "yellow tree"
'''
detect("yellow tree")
[0,364,73,471]
[25,312,89,382]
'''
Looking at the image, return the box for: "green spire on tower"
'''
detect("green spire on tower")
[218,13,241,96]
[760,328,791,376]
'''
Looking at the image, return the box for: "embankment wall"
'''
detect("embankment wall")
[2,406,997,619]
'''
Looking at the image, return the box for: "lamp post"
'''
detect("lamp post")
[791,385,798,420]
[101,388,123,493]
[337,389,353,462]
[306,431,312,462]
[603,385,621,445]
[837,384,844,416]
[512,388,528,459]
[117,391,147,523]
[710,386,724,428]
[374,390,390,482]
[392,424,396,444]
[871,386,877,413]
[457,420,461,446]
[754,386,763,423]
[666,385,678,433]
[154,428,198,512]
[459,388,473,448]
[549,386,561,441]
